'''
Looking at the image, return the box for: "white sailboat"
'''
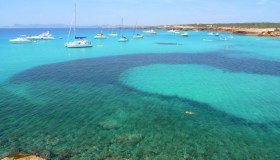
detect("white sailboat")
[109,27,118,37]
[10,35,32,44]
[133,21,144,39]
[118,18,129,42]
[65,4,92,48]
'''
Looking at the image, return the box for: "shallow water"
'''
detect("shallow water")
[0,28,280,159]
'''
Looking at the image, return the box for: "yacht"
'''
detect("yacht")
[27,31,55,40]
[65,4,92,48]
[94,33,107,39]
[10,35,32,44]
[181,32,189,37]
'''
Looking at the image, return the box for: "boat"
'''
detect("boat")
[65,4,92,48]
[108,27,118,37]
[133,22,144,39]
[174,30,181,34]
[118,18,129,42]
[94,33,107,39]
[133,34,144,38]
[10,35,32,44]
[215,33,220,37]
[208,32,214,36]
[143,29,157,34]
[27,31,55,40]
[181,32,189,37]
[168,29,175,33]
[118,36,129,42]
[220,37,227,41]
[109,33,118,37]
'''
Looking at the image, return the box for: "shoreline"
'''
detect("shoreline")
[152,25,280,37]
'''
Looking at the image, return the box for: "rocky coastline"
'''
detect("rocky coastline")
[153,25,280,37]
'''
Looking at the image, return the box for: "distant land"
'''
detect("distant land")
[0,24,120,28]
[1,22,280,37]
[1,22,280,29]
[154,23,280,37]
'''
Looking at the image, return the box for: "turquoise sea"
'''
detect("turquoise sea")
[0,28,280,159]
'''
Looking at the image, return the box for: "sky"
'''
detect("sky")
[0,0,279,26]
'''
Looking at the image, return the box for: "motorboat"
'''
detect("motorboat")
[143,29,157,34]
[94,33,107,39]
[220,37,227,41]
[181,32,189,37]
[65,4,92,48]
[27,31,55,40]
[215,33,220,37]
[10,35,32,44]
[208,32,214,36]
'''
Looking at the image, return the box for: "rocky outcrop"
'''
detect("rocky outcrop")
[258,31,280,37]
[2,153,45,160]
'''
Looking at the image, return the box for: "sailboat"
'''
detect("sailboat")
[133,21,144,39]
[118,18,129,42]
[109,27,118,37]
[65,4,92,48]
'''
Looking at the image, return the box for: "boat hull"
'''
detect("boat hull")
[65,41,92,48]
[9,40,32,44]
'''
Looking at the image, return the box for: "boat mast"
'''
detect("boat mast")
[121,18,123,37]
[74,4,76,39]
